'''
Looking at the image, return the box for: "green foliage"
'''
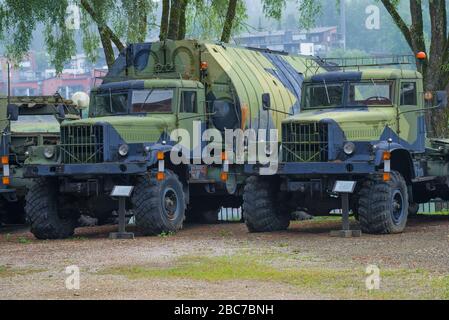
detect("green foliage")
[0,0,157,73]
[186,0,248,40]
[262,0,287,20]
[297,0,322,30]
[260,0,322,30]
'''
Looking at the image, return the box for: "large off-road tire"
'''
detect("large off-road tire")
[132,170,186,236]
[358,171,409,234]
[243,176,290,233]
[25,179,77,240]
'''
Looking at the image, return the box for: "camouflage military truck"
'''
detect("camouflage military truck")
[23,39,326,239]
[0,95,82,225]
[243,67,449,235]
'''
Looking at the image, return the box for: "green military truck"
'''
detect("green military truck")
[0,95,82,225]
[243,66,448,234]
[23,39,326,239]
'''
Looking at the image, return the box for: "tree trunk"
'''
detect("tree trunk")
[80,0,125,53]
[427,0,448,138]
[160,0,170,41]
[98,26,116,69]
[168,0,182,40]
[381,0,449,138]
[221,0,238,43]
[177,0,188,40]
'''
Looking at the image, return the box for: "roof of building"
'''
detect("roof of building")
[235,27,338,39]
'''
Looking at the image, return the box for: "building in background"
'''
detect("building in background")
[0,53,107,99]
[234,26,339,56]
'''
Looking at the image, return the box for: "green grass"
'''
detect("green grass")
[218,230,234,237]
[0,265,44,278]
[17,237,32,244]
[158,231,175,238]
[104,254,449,299]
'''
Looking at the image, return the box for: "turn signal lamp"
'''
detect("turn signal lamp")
[200,61,208,71]
[156,172,165,181]
[220,172,228,182]
[416,52,427,60]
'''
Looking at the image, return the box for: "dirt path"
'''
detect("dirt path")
[1,216,449,300]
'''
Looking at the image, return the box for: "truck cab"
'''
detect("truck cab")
[243,68,449,235]
[282,69,427,166]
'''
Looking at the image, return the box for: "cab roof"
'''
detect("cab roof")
[307,68,422,84]
[95,79,204,92]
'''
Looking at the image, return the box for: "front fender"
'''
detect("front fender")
[373,141,405,166]
[373,141,415,181]
[146,143,175,166]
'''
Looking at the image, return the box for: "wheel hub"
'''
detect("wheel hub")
[163,188,179,221]
[392,190,404,224]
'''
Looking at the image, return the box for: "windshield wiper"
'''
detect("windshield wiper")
[139,89,155,112]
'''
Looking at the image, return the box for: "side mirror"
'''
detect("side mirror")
[262,93,271,111]
[7,104,19,121]
[435,91,448,109]
[57,104,66,120]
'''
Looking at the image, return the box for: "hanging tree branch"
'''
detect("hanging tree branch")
[80,0,125,53]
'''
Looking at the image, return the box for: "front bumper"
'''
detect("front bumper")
[245,161,377,176]
[24,162,149,178]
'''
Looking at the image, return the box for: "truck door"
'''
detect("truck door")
[177,89,205,162]
[398,81,425,152]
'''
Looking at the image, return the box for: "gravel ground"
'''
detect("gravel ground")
[1,215,449,300]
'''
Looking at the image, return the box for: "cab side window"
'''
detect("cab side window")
[400,82,417,106]
[180,91,197,113]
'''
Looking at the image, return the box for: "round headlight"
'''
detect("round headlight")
[118,144,129,157]
[43,146,55,159]
[343,142,356,156]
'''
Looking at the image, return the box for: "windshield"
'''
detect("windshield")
[92,89,174,116]
[303,81,394,109]
[349,82,392,105]
[94,92,128,116]
[304,84,344,109]
[131,89,173,113]
[11,115,60,131]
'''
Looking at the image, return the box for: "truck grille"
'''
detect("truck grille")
[60,125,104,164]
[282,122,329,162]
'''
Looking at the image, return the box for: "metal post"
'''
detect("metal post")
[7,62,11,104]
[340,0,346,51]
[330,192,362,238]
[118,197,126,234]
[109,196,135,240]
[342,193,350,231]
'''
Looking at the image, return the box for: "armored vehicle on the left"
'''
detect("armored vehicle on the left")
[0,95,84,225]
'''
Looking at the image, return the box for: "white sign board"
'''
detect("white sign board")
[111,186,134,198]
[333,181,357,194]
[300,43,315,56]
